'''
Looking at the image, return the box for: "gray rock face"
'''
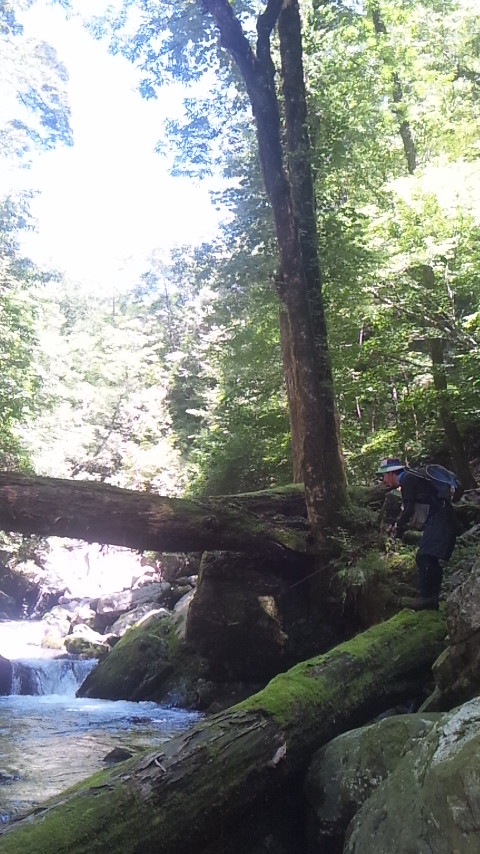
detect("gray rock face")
[107,604,170,637]
[94,582,171,631]
[305,714,438,852]
[0,654,12,695]
[446,557,480,644]
[424,558,480,711]
[306,700,480,854]
[344,698,480,854]
[185,551,291,681]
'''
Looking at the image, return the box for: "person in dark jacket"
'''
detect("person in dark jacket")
[377,458,457,610]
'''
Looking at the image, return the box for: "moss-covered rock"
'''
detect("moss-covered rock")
[305,713,439,851]
[345,698,480,854]
[64,636,108,658]
[76,613,175,701]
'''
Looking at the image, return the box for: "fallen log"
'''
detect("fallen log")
[0,609,446,854]
[0,472,312,554]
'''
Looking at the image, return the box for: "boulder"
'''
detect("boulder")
[158,552,202,583]
[446,557,480,644]
[64,624,108,657]
[344,698,480,854]
[94,582,171,630]
[76,612,174,701]
[305,713,439,853]
[423,558,480,711]
[107,604,170,637]
[64,636,108,657]
[0,654,12,695]
[40,606,72,649]
[185,551,321,682]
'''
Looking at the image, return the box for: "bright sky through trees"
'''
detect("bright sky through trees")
[5,1,222,288]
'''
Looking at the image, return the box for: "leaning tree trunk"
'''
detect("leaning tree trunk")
[0,472,312,555]
[201,0,348,540]
[0,610,446,854]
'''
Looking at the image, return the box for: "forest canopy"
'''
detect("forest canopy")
[0,0,479,504]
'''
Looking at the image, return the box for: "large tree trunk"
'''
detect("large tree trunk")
[0,472,312,554]
[278,1,346,498]
[0,609,446,854]
[201,0,348,539]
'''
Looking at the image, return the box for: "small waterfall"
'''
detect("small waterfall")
[10,658,97,696]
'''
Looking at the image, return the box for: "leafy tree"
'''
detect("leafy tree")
[1,1,73,164]
[86,0,350,545]
[0,194,48,468]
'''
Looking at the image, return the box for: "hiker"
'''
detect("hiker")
[376,458,458,611]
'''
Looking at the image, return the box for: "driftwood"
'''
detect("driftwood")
[0,472,312,555]
[0,609,446,854]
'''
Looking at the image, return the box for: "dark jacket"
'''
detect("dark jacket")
[397,470,457,560]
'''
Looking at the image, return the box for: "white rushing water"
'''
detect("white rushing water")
[0,621,202,825]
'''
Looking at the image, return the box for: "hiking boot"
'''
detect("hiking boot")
[411,596,439,611]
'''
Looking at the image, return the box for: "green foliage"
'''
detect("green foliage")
[5,0,480,501]
[0,195,51,469]
[0,5,73,163]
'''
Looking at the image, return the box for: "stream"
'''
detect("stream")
[0,620,202,825]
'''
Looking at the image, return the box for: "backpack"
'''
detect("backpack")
[410,464,462,503]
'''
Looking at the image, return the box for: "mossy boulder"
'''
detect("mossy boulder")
[76,613,175,701]
[345,698,480,854]
[64,636,108,658]
[305,713,439,851]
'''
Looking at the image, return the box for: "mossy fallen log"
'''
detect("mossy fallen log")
[0,472,311,554]
[0,610,446,854]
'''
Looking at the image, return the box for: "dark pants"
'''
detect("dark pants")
[415,503,457,601]
[416,553,443,600]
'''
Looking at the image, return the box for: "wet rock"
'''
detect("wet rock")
[64,624,108,658]
[76,613,174,701]
[0,654,12,695]
[40,606,72,649]
[0,591,16,619]
[0,769,20,785]
[102,747,134,765]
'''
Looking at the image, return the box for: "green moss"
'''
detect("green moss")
[64,637,107,658]
[0,776,152,854]
[78,614,173,700]
[235,610,446,727]
[231,484,305,499]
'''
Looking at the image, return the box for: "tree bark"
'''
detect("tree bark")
[0,609,446,854]
[278,0,347,502]
[200,0,348,539]
[0,472,312,555]
[371,3,417,174]
[429,338,477,488]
